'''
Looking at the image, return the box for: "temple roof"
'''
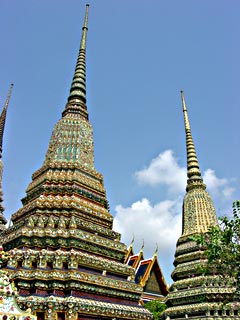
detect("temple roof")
[125,242,134,263]
[126,242,145,270]
[125,245,169,300]
[127,251,144,269]
[135,255,169,296]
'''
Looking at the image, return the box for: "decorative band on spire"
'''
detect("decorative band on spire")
[67,5,89,108]
[181,91,205,191]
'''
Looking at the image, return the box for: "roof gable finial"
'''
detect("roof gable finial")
[181,91,205,192]
[140,239,144,252]
[130,234,135,247]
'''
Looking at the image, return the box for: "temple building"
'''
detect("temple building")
[1,4,239,320]
[125,243,168,304]
[163,92,239,319]
[0,5,152,320]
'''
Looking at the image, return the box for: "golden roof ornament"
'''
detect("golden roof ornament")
[140,239,144,252]
[154,243,158,257]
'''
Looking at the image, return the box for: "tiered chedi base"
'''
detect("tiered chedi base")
[0,161,152,319]
[1,216,151,319]
[163,235,239,319]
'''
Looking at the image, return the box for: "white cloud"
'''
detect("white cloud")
[135,150,235,199]
[222,187,235,198]
[203,168,227,189]
[135,150,187,194]
[203,168,235,198]
[114,150,236,284]
[113,197,182,284]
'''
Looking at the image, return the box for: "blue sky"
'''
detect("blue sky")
[0,1,239,284]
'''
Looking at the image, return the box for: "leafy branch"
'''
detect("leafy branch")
[190,201,240,299]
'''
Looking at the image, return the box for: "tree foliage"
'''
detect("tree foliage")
[192,200,240,298]
[144,300,167,320]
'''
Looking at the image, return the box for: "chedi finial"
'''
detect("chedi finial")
[66,4,89,112]
[181,91,205,191]
[0,84,13,159]
[0,84,13,228]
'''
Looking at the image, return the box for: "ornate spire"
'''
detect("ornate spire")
[180,91,217,235]
[0,84,13,159]
[63,4,89,118]
[43,4,95,169]
[181,91,205,192]
[162,93,234,320]
[0,84,13,228]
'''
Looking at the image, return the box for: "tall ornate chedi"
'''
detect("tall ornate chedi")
[163,92,239,319]
[0,6,152,320]
[0,84,13,231]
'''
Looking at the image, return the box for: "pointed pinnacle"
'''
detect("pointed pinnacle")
[181,90,190,131]
[181,91,205,191]
[80,4,89,50]
[0,84,13,226]
[0,84,13,158]
[67,5,89,107]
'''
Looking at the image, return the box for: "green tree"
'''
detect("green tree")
[192,200,240,299]
[144,300,167,320]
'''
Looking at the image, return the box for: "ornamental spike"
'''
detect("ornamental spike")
[0,84,13,159]
[181,91,205,191]
[0,84,13,228]
[66,4,89,111]
[154,243,158,257]
[80,3,89,50]
[130,234,135,247]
